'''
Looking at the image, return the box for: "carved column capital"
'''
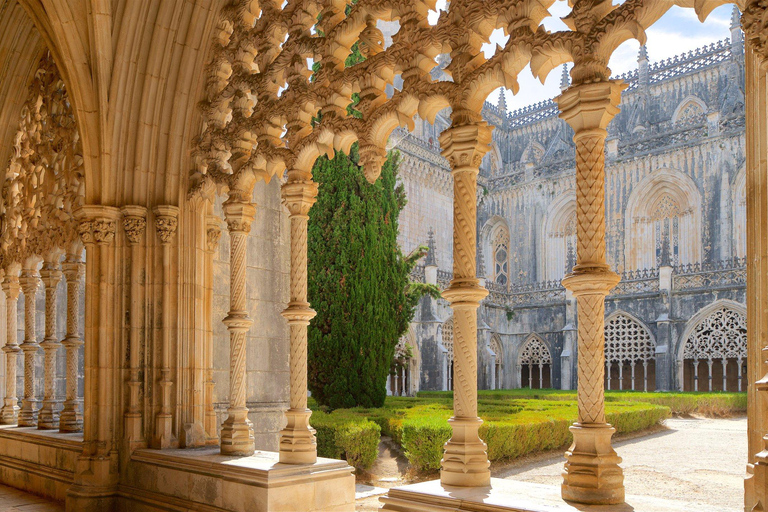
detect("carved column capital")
[121,206,148,245]
[743,0,768,61]
[153,205,180,245]
[39,262,63,291]
[1,273,21,302]
[556,80,625,134]
[206,216,223,253]
[281,177,318,218]
[223,200,256,234]
[19,268,40,296]
[74,206,121,246]
[439,116,493,176]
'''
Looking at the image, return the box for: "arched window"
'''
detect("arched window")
[543,192,577,281]
[518,334,552,389]
[604,313,656,391]
[482,218,511,288]
[493,229,509,286]
[490,335,503,390]
[650,194,681,267]
[390,332,418,397]
[625,170,701,270]
[682,306,747,392]
[442,318,454,391]
[673,97,706,124]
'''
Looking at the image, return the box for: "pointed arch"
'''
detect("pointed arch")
[677,300,747,392]
[481,216,510,288]
[624,168,702,270]
[542,190,577,281]
[604,311,656,391]
[672,95,707,124]
[518,333,552,389]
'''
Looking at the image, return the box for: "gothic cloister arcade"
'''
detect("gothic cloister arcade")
[518,334,553,389]
[679,300,748,392]
[604,312,656,392]
[1,0,768,511]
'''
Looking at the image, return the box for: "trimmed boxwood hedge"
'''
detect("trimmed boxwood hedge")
[308,394,671,472]
[311,410,380,470]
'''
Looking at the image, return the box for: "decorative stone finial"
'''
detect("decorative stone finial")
[560,64,570,92]
[425,227,437,267]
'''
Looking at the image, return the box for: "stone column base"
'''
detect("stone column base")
[561,423,624,505]
[220,411,255,456]
[0,403,19,425]
[279,408,317,464]
[440,417,491,487]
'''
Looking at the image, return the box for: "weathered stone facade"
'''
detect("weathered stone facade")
[399,19,748,395]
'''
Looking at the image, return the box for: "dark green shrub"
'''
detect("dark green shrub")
[311,411,381,470]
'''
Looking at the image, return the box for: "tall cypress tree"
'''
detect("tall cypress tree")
[307,146,436,409]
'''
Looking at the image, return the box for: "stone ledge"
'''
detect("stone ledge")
[0,426,83,502]
[125,448,355,511]
[380,478,728,512]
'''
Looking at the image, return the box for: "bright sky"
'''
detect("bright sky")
[428,1,736,112]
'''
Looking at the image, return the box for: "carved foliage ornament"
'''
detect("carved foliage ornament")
[0,51,84,264]
[195,0,731,197]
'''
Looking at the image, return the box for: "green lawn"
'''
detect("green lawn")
[309,389,744,472]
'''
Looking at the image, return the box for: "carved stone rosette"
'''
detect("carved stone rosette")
[438,115,492,487]
[279,175,319,464]
[220,198,256,456]
[558,80,625,506]
[18,268,41,427]
[0,272,21,425]
[38,262,63,429]
[60,256,84,432]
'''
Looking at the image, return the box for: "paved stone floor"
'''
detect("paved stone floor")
[0,484,62,511]
[495,416,747,512]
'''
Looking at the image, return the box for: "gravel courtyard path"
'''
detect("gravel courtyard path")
[358,416,748,511]
[497,416,747,511]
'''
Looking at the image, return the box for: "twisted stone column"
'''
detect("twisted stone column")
[60,256,84,432]
[220,198,256,456]
[153,205,179,449]
[0,271,21,424]
[18,268,41,427]
[279,174,318,464]
[38,262,63,429]
[558,80,625,505]
[438,112,492,487]
[122,206,147,444]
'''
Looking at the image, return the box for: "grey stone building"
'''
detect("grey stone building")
[390,12,748,395]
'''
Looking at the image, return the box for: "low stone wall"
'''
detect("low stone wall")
[0,426,82,502]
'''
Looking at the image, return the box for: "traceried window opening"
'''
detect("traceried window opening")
[519,335,552,389]
[683,307,747,392]
[652,194,681,267]
[493,230,509,287]
[604,314,655,391]
[676,100,704,123]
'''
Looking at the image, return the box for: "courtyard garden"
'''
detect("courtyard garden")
[311,390,747,474]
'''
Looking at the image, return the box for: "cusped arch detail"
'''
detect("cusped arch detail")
[604,311,656,363]
[624,168,702,270]
[541,190,576,281]
[481,216,510,287]
[672,95,707,123]
[518,333,552,366]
